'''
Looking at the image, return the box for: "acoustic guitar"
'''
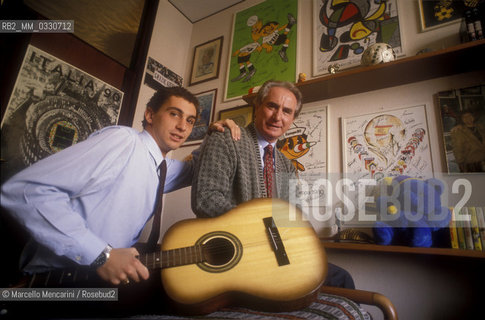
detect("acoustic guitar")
[17,198,327,314]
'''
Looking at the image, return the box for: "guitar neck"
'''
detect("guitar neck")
[140,245,205,269]
[26,245,206,288]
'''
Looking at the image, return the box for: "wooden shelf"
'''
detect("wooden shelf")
[322,241,485,258]
[243,39,485,105]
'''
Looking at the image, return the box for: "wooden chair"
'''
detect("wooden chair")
[321,285,398,320]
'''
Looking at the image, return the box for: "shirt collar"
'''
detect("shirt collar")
[140,129,165,168]
[255,127,276,150]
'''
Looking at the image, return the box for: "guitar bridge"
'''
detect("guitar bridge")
[263,217,290,266]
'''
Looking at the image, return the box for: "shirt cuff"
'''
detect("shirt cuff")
[66,232,108,266]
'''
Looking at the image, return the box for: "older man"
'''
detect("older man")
[192,80,354,289]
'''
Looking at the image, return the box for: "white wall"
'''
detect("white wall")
[134,1,485,319]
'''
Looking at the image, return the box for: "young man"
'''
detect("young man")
[0,86,238,316]
[192,80,354,289]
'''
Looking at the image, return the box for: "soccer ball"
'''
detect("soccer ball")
[361,43,396,66]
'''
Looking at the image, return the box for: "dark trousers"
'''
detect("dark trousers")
[324,263,355,289]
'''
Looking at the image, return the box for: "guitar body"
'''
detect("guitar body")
[161,198,327,314]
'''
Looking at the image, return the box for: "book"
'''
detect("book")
[456,208,467,250]
[476,207,485,250]
[449,208,459,249]
[462,207,474,250]
[469,207,483,251]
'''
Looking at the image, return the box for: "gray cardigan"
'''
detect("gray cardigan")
[191,123,296,217]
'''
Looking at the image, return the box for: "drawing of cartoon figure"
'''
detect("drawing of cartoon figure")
[277,126,316,172]
[318,0,388,54]
[231,42,261,82]
[231,16,263,82]
[260,13,297,62]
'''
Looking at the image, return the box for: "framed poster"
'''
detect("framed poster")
[275,104,329,225]
[342,105,433,182]
[219,104,254,127]
[1,45,123,182]
[313,0,403,76]
[144,56,183,89]
[189,36,223,86]
[277,104,328,176]
[183,89,217,146]
[225,0,298,101]
[437,84,485,173]
[418,0,467,32]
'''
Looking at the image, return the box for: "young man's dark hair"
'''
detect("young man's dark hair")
[142,86,200,128]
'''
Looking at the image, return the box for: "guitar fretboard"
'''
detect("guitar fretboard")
[27,245,206,287]
[142,245,205,269]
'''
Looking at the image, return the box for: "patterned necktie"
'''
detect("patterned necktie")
[147,160,167,250]
[263,145,274,198]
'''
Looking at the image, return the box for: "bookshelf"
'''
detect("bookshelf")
[322,241,485,259]
[242,39,485,105]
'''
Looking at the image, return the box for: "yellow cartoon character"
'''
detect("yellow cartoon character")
[277,126,316,172]
[259,13,297,62]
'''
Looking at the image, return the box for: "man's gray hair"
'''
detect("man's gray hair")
[253,80,303,118]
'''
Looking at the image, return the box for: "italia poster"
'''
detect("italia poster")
[1,45,123,182]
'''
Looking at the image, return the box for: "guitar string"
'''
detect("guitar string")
[29,233,309,284]
[146,233,305,268]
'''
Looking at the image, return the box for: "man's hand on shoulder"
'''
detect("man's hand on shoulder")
[95,247,149,285]
[208,119,241,141]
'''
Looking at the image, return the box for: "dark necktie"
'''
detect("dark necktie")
[263,145,274,198]
[147,160,167,250]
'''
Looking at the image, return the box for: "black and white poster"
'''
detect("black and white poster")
[1,45,123,182]
[143,56,183,90]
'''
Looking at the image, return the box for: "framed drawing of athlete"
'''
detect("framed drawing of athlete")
[225,0,298,101]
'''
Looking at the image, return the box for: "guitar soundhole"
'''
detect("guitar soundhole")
[196,231,243,273]
[203,237,235,266]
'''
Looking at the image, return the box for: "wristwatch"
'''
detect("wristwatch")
[91,245,113,268]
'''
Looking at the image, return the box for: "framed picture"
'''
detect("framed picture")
[342,104,433,182]
[277,104,328,177]
[144,56,183,89]
[1,45,123,180]
[276,104,328,228]
[224,0,298,101]
[313,0,403,76]
[437,84,485,173]
[183,89,217,146]
[218,104,254,127]
[189,36,223,86]
[418,0,466,32]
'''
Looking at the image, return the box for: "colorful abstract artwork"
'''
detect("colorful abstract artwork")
[313,0,403,76]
